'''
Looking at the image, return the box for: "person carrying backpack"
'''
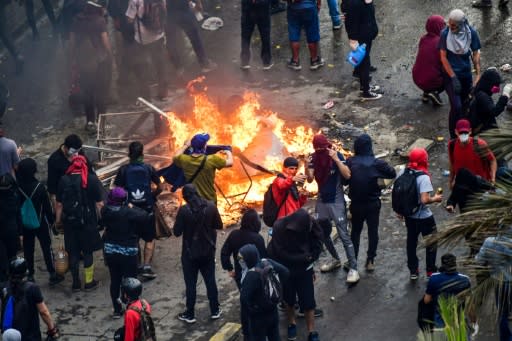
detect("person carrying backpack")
[117,277,156,341]
[239,244,289,341]
[55,155,104,292]
[1,257,60,340]
[16,158,64,286]
[173,184,223,324]
[114,141,163,280]
[396,148,442,280]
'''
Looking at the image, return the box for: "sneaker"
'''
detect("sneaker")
[84,279,99,291]
[85,121,97,133]
[201,60,217,73]
[271,2,286,14]
[287,59,302,71]
[346,269,360,283]
[410,269,419,280]
[297,308,324,318]
[240,64,251,70]
[342,261,350,271]
[278,302,287,311]
[472,0,492,7]
[361,91,382,101]
[72,281,81,292]
[421,93,429,103]
[27,274,35,282]
[49,273,64,286]
[211,308,223,320]
[178,311,196,324]
[287,324,297,341]
[310,57,325,70]
[141,266,157,280]
[308,331,320,341]
[112,310,123,319]
[262,63,274,70]
[320,260,342,273]
[499,0,509,6]
[365,259,375,272]
[369,65,377,73]
[427,92,443,106]
[360,85,381,93]
[332,23,342,30]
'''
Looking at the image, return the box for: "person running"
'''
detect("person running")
[306,134,358,283]
[16,158,64,285]
[114,141,163,279]
[173,184,223,324]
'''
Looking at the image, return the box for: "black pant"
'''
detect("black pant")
[64,225,93,283]
[81,58,112,123]
[350,199,380,261]
[105,252,138,312]
[405,215,437,273]
[181,254,219,315]
[25,0,57,35]
[444,73,473,138]
[0,225,19,282]
[133,38,168,98]
[355,40,372,94]
[23,225,56,276]
[0,6,19,59]
[166,9,207,68]
[248,308,280,341]
[241,3,271,66]
[318,218,340,260]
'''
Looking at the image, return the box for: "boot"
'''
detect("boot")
[472,0,492,7]
[71,266,81,292]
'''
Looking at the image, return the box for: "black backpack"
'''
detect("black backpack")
[1,282,33,335]
[391,168,424,216]
[186,206,215,260]
[128,299,156,341]
[124,163,153,208]
[138,0,166,32]
[251,259,282,311]
[61,175,89,225]
[262,174,288,227]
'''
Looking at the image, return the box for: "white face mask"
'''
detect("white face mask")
[239,259,248,283]
[458,133,470,143]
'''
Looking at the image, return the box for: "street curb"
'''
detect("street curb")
[209,322,241,341]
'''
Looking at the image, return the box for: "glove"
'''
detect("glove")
[502,83,512,98]
[451,76,462,95]
[349,39,359,51]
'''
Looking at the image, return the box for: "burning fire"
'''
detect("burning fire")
[164,77,319,213]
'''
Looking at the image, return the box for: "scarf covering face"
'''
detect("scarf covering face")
[312,134,333,187]
[446,12,472,55]
[408,148,430,177]
[107,187,127,206]
[191,133,210,154]
[65,155,88,188]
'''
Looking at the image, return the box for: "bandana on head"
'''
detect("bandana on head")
[107,187,127,206]
[65,155,88,188]
[408,148,430,177]
[312,134,333,187]
[191,133,210,154]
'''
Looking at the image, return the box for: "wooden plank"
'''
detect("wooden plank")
[400,138,435,158]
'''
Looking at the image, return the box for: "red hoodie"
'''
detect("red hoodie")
[412,15,446,92]
[124,299,152,341]
[271,175,307,220]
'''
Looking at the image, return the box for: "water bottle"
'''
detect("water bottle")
[346,43,366,67]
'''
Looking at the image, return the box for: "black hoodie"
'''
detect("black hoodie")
[220,209,267,287]
[239,244,289,315]
[267,209,322,274]
[346,134,396,203]
[342,0,378,43]
[469,69,508,135]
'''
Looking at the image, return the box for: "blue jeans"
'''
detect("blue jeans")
[326,0,340,26]
[287,6,320,43]
[498,283,512,341]
[444,73,473,138]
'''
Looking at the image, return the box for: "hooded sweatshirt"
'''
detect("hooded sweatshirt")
[342,0,378,43]
[346,134,396,203]
[267,209,322,274]
[220,210,267,286]
[469,68,509,134]
[239,244,289,315]
[412,15,445,91]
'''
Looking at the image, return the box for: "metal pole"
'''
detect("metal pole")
[136,97,172,121]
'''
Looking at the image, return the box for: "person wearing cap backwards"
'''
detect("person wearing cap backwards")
[101,187,151,318]
[448,119,497,187]
[423,253,471,333]
[306,134,359,283]
[272,156,308,220]
[47,134,84,207]
[1,257,60,340]
[439,9,481,138]
[69,0,113,132]
[173,133,233,206]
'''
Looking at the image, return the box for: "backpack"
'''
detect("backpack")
[262,174,289,227]
[251,259,282,310]
[391,168,424,216]
[128,300,156,341]
[138,0,166,32]
[19,183,41,229]
[186,206,215,260]
[1,282,33,335]
[61,175,89,225]
[124,163,153,207]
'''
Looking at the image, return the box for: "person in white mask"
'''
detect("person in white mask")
[447,119,497,188]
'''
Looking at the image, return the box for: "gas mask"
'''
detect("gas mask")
[458,133,470,143]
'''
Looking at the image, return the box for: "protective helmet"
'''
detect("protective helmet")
[121,277,142,302]
[9,257,27,279]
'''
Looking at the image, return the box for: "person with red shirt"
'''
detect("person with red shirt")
[448,119,497,187]
[271,157,308,220]
[119,277,153,341]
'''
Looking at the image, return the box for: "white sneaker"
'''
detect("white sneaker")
[320,260,342,273]
[346,269,360,283]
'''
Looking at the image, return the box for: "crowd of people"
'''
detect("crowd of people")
[0,0,512,340]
